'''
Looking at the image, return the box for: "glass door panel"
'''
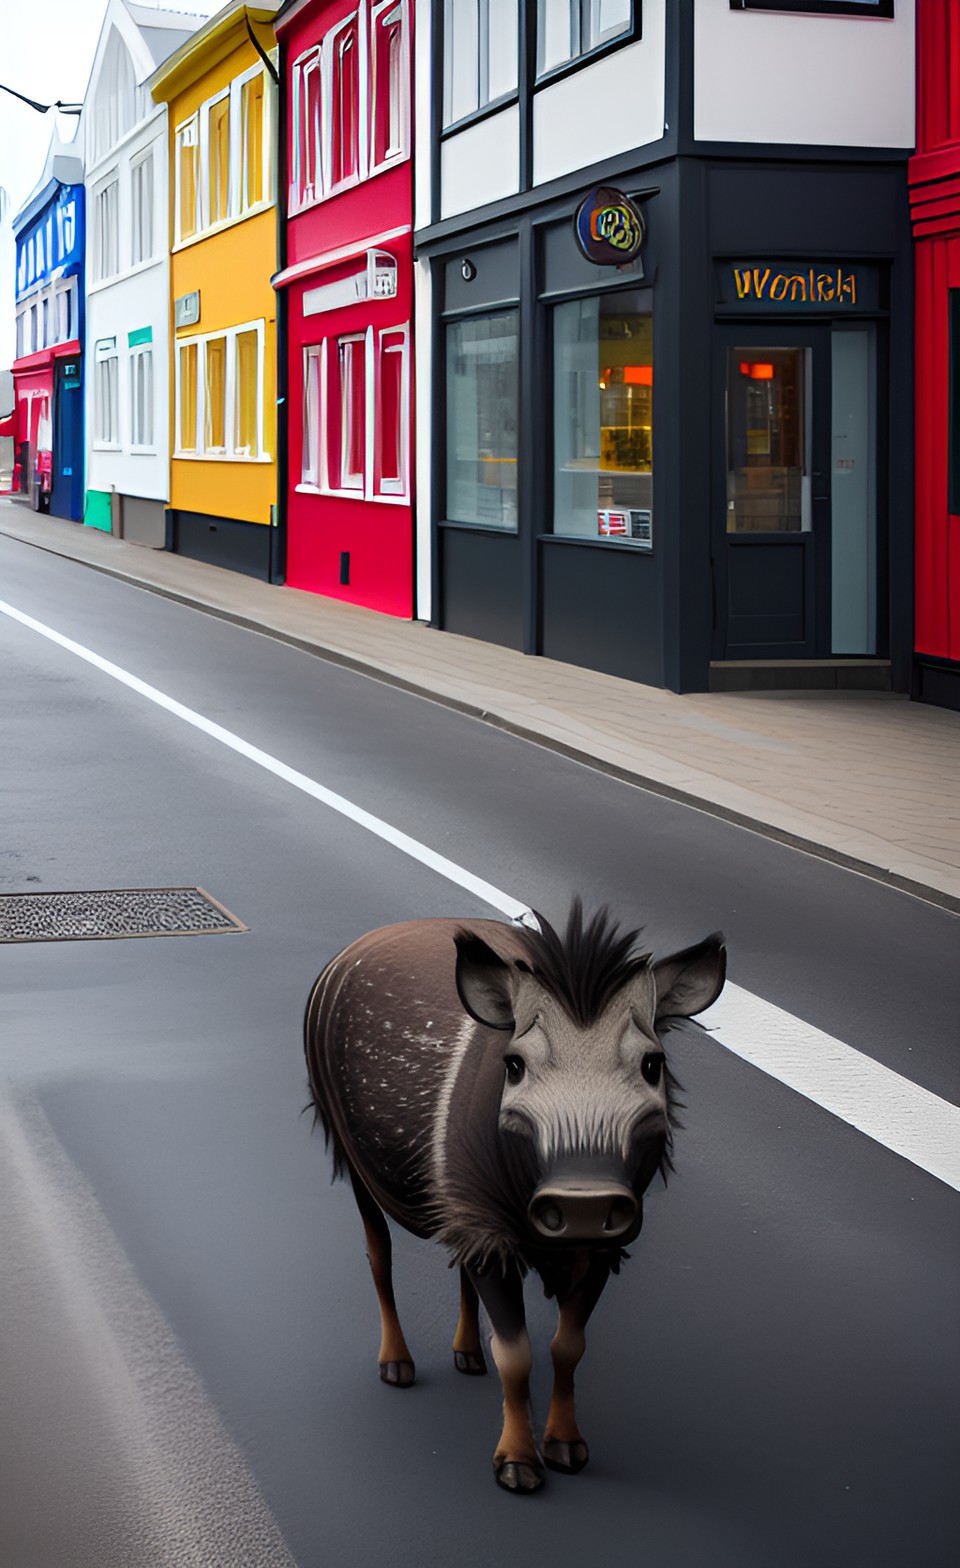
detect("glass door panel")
[726,347,810,533]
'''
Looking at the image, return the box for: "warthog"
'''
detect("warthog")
[305,901,725,1493]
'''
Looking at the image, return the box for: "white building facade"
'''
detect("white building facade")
[83,1,206,543]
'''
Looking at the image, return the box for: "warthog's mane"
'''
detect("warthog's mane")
[515,898,651,1027]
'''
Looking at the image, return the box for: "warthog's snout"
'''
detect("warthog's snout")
[528,1179,641,1244]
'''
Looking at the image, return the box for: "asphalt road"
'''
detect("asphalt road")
[1,536,957,1568]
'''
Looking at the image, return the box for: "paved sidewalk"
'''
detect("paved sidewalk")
[2,502,959,912]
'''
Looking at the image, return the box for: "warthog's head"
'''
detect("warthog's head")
[455,905,725,1250]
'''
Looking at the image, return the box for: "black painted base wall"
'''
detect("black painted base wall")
[540,540,663,685]
[439,527,524,651]
[912,657,960,712]
[168,511,272,581]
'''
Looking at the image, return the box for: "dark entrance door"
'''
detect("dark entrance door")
[50,356,83,522]
[711,323,878,661]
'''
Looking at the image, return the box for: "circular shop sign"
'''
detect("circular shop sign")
[574,185,645,266]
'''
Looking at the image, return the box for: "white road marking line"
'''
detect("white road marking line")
[0,598,529,925]
[699,985,960,1192]
[3,597,958,1192]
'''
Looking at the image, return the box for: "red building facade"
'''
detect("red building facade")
[274,0,414,617]
[910,0,960,709]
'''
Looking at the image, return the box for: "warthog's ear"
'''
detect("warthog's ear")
[454,933,517,1030]
[653,934,726,1021]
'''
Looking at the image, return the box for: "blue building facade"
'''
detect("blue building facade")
[12,138,85,520]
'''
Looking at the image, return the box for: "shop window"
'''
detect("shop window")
[552,290,652,544]
[94,175,120,281]
[537,0,633,76]
[94,341,120,446]
[331,17,361,187]
[725,348,810,532]
[176,116,200,241]
[131,151,154,266]
[178,342,199,452]
[240,71,265,210]
[206,92,231,226]
[446,311,519,529]
[130,347,154,448]
[443,0,518,126]
[372,1,406,167]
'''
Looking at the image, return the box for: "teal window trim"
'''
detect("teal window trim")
[128,325,153,348]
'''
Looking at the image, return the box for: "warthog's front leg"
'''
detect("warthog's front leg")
[453,1265,487,1375]
[543,1254,611,1473]
[467,1260,543,1493]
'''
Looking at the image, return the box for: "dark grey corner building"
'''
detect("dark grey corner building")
[412,0,915,693]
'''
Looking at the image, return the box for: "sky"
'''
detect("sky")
[0,0,218,374]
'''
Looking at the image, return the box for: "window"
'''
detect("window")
[15,312,24,359]
[178,342,199,452]
[175,323,266,460]
[94,176,120,281]
[235,328,260,456]
[446,311,519,528]
[331,18,361,187]
[130,347,154,448]
[376,327,407,493]
[730,1,893,14]
[176,116,200,241]
[240,71,265,209]
[294,48,323,201]
[207,93,231,225]
[95,340,120,446]
[131,151,154,265]
[302,344,322,484]
[372,2,405,167]
[204,335,228,452]
[443,0,519,126]
[552,290,653,544]
[537,0,632,75]
[725,348,809,533]
[300,326,409,498]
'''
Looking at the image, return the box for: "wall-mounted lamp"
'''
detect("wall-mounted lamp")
[460,258,477,282]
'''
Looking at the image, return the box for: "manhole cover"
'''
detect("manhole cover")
[0,887,247,943]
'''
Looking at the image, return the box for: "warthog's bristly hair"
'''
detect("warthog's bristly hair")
[515,898,651,1028]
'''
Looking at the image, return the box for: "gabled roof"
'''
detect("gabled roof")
[148,2,280,102]
[12,125,83,233]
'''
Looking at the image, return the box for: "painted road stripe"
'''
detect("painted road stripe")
[2,597,958,1193]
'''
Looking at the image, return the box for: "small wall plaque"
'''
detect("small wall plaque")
[175,291,200,329]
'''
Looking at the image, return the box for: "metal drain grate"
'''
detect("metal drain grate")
[0,887,247,944]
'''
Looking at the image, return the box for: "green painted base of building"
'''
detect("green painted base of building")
[83,490,112,531]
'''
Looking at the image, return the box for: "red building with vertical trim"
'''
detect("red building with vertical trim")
[274,0,414,617]
[910,0,960,710]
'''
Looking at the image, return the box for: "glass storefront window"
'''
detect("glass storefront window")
[726,348,810,532]
[446,311,519,529]
[552,290,652,544]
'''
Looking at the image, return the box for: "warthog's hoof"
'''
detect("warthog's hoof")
[543,1437,589,1474]
[494,1458,545,1494]
[453,1349,488,1376]
[379,1360,415,1387]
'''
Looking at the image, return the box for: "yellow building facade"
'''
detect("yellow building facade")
[150,4,278,576]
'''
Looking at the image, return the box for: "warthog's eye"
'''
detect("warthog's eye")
[641,1052,664,1086]
[504,1055,526,1085]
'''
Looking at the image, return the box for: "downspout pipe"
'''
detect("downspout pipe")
[255,11,286,584]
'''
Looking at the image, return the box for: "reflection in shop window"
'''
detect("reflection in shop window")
[446,311,519,529]
[552,290,652,544]
[725,348,810,532]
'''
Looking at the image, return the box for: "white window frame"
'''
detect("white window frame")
[94,338,121,449]
[174,320,268,462]
[291,45,324,207]
[129,344,156,452]
[370,0,408,173]
[130,148,155,267]
[298,322,409,503]
[442,0,519,127]
[176,67,272,247]
[94,171,120,283]
[201,85,233,230]
[325,11,367,195]
[175,113,201,244]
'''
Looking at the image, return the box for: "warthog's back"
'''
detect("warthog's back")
[305,918,527,1236]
